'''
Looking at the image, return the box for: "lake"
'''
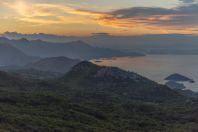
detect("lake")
[91,55,198,91]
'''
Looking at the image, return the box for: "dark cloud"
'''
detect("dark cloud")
[104,4,198,28]
[92,33,110,36]
[112,7,176,18]
[180,0,195,3]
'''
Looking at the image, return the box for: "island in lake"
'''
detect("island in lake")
[164,73,195,90]
[165,73,194,83]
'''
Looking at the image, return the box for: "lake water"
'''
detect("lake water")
[91,55,198,91]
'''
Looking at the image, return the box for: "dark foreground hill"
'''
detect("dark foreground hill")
[0,62,197,132]
[0,71,35,90]
[61,61,182,102]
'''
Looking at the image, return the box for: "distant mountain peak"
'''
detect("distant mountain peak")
[38,56,76,62]
[17,38,29,43]
[26,56,80,73]
[69,40,89,46]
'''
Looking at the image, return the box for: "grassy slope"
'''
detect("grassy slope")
[0,63,197,132]
[0,90,197,132]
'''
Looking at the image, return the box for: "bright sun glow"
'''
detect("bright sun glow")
[15,0,28,16]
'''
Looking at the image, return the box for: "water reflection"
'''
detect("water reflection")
[91,55,198,91]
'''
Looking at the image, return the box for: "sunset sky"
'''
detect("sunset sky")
[0,0,198,36]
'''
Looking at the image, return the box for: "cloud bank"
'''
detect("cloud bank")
[1,0,198,35]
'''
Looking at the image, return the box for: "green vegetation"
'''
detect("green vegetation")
[0,62,197,132]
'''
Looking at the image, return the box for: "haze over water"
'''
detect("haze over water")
[92,55,198,91]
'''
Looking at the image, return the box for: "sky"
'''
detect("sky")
[0,0,198,36]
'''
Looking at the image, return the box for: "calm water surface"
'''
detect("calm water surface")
[91,55,198,91]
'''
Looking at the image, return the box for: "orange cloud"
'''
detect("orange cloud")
[1,0,198,35]
[1,1,105,25]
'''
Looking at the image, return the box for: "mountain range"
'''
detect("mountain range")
[1,32,198,131]
[0,37,143,61]
[2,32,198,55]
